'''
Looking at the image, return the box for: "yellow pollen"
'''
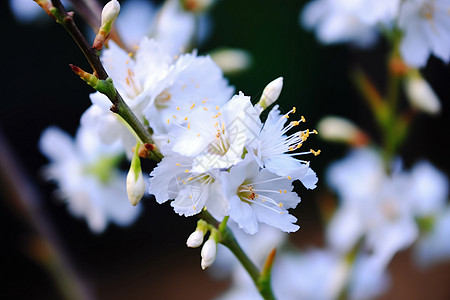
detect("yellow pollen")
[191,103,195,109]
[280,212,285,214]
[291,121,300,126]
[188,123,191,129]
[279,189,282,193]
[301,116,306,122]
[167,119,170,124]
[189,195,192,199]
[288,146,294,151]
[193,205,196,210]
[182,180,186,184]
[313,129,318,134]
[296,143,303,149]
[197,134,200,137]
[128,52,133,57]
[284,190,287,193]
[215,106,220,110]
[214,122,219,127]
[176,163,181,166]
[125,60,130,64]
[187,177,193,181]
[287,176,292,180]
[203,107,208,111]
[125,77,131,86]
[284,114,289,119]
[202,100,206,104]
[177,107,181,111]
[184,117,188,121]
[278,203,283,207]
[292,107,296,113]
[262,199,266,202]
[172,115,177,119]
[178,177,181,181]
[310,149,321,156]
[185,169,189,173]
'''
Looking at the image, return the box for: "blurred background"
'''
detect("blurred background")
[1,0,450,299]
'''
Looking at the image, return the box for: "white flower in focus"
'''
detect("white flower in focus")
[222,156,301,234]
[301,0,400,47]
[168,92,260,173]
[249,105,318,189]
[414,207,450,267]
[148,154,228,219]
[398,0,450,67]
[144,53,233,135]
[39,126,141,233]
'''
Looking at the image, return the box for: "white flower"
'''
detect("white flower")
[148,154,229,219]
[168,92,260,173]
[326,148,447,268]
[201,238,217,269]
[209,48,252,75]
[144,52,233,135]
[256,77,284,111]
[398,0,450,67]
[414,207,450,267]
[317,116,368,145]
[39,126,141,233]
[249,105,318,189]
[82,37,233,154]
[301,0,400,47]
[221,156,301,234]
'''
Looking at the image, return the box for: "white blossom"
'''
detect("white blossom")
[398,0,450,67]
[167,92,260,173]
[39,126,141,233]
[301,0,400,47]
[404,74,441,114]
[221,156,301,234]
[148,154,229,219]
[249,105,318,189]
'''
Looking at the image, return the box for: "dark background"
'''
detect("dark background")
[1,0,450,299]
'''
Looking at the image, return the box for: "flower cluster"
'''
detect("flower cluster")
[302,0,450,67]
[149,82,318,234]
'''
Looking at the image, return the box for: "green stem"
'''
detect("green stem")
[200,211,276,300]
[47,0,159,159]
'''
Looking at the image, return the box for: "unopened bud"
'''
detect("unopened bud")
[256,77,283,113]
[405,72,441,115]
[186,230,205,248]
[126,142,145,206]
[101,0,120,27]
[201,239,217,269]
[317,116,369,146]
[209,48,252,75]
[93,0,120,50]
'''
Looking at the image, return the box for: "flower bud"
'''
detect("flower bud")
[186,230,205,248]
[101,0,120,27]
[126,142,145,206]
[93,0,120,50]
[405,72,441,115]
[317,116,369,146]
[256,77,283,112]
[200,239,217,269]
[209,48,252,75]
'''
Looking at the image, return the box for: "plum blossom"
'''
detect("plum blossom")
[249,104,318,189]
[39,126,141,233]
[81,37,232,155]
[221,156,302,234]
[326,148,448,270]
[301,0,400,47]
[398,0,450,67]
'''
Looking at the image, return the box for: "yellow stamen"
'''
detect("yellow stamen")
[310,149,321,156]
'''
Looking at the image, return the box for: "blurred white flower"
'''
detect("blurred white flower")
[217,249,389,300]
[209,48,253,75]
[398,0,450,67]
[326,148,448,270]
[221,156,301,234]
[317,116,369,146]
[39,126,141,233]
[414,207,450,267]
[301,0,400,47]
